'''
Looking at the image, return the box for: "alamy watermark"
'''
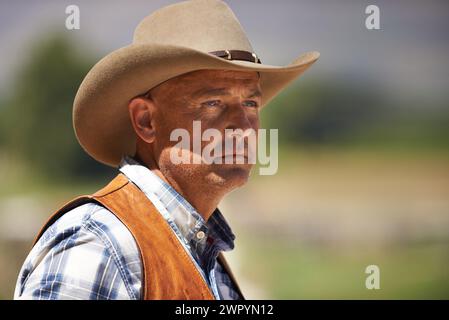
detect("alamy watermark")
[365,265,381,290]
[65,5,80,30]
[365,5,380,30]
[170,121,278,176]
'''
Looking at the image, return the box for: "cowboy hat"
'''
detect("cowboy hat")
[73,0,320,167]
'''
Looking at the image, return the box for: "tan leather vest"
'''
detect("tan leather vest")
[32,173,245,300]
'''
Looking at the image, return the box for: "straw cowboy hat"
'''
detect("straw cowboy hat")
[73,0,320,167]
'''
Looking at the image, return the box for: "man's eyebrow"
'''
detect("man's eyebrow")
[246,89,262,99]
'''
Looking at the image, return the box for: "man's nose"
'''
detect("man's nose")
[224,102,253,131]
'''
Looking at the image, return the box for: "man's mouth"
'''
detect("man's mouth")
[219,153,249,163]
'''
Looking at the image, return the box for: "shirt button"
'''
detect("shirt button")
[196,231,206,240]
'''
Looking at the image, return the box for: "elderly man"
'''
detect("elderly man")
[14,0,318,300]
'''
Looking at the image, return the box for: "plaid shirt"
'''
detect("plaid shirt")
[14,156,242,300]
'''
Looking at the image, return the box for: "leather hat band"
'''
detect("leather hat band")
[209,50,261,64]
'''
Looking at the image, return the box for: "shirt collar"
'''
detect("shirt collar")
[117,156,235,255]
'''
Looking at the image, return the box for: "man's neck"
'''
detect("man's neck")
[155,168,223,222]
[134,153,222,222]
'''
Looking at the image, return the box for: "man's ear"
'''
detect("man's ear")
[128,97,156,144]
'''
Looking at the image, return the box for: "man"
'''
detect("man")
[14,0,319,300]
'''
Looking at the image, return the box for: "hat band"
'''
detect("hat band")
[209,50,261,64]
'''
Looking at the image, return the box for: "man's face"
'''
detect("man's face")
[148,69,261,194]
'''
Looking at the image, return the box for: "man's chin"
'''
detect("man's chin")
[207,164,252,189]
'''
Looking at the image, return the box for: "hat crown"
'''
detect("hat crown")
[133,0,254,53]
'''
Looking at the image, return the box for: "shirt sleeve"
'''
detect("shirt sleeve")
[15,213,137,300]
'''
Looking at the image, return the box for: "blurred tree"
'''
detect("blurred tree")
[261,78,387,145]
[2,32,114,182]
[0,98,5,147]
[261,78,449,150]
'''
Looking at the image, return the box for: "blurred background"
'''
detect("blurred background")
[0,0,448,299]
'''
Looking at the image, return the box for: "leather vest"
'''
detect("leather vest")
[32,173,245,300]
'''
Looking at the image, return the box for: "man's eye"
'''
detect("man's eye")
[202,100,222,107]
[242,100,259,108]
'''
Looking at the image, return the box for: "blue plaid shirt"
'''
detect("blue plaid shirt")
[14,156,242,300]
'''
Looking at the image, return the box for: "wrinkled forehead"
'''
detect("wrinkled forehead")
[150,69,260,98]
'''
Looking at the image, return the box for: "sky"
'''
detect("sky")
[0,0,448,104]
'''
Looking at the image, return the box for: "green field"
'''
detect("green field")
[235,236,449,299]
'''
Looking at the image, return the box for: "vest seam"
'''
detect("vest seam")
[93,174,130,198]
[161,218,216,298]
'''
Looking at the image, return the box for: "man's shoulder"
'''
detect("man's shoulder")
[38,202,139,256]
[15,202,143,300]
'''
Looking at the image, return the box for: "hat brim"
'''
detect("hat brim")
[73,43,319,167]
